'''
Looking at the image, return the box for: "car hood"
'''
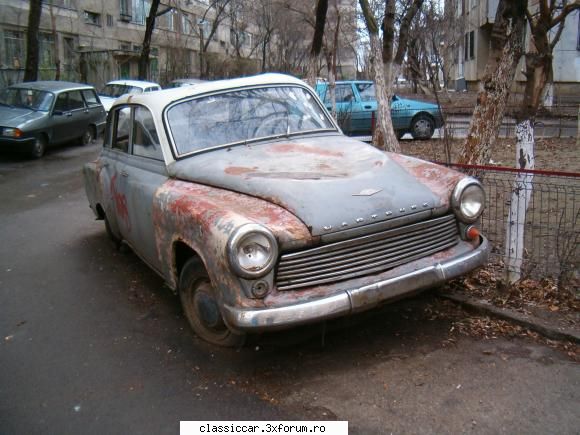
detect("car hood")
[167,135,463,236]
[0,106,46,127]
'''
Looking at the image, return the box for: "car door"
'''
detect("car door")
[121,105,168,271]
[51,90,87,143]
[100,105,132,243]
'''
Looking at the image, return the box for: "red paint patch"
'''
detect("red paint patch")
[110,173,131,231]
[269,143,344,158]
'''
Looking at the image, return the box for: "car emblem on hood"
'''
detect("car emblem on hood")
[353,188,382,197]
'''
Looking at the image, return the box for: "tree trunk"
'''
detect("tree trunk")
[370,35,400,153]
[24,0,43,82]
[458,0,527,167]
[138,0,161,80]
[504,119,535,283]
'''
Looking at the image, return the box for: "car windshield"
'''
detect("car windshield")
[167,85,336,156]
[0,87,54,111]
[100,84,144,98]
[356,83,375,102]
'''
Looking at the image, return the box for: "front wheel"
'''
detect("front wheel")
[410,114,434,140]
[179,258,246,347]
[30,136,47,159]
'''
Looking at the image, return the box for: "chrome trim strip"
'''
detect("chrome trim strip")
[222,237,489,332]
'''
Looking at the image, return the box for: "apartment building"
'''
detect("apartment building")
[453,0,579,98]
[0,0,359,89]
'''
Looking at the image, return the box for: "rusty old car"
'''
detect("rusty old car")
[83,73,489,346]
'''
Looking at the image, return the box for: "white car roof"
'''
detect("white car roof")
[105,79,160,88]
[112,73,309,109]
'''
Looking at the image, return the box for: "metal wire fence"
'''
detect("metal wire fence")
[445,163,580,286]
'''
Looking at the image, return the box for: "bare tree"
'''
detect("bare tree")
[359,0,424,152]
[305,0,328,87]
[24,0,43,82]
[138,0,162,80]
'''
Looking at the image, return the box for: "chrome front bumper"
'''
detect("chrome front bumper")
[223,237,489,332]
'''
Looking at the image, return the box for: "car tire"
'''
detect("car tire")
[410,114,435,140]
[30,135,47,159]
[179,257,246,347]
[104,213,122,250]
[80,126,96,146]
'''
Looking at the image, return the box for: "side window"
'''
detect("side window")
[68,91,85,110]
[54,93,69,112]
[112,106,131,153]
[132,106,163,161]
[325,85,355,104]
[82,89,100,107]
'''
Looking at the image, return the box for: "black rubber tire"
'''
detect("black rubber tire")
[179,258,246,347]
[80,125,96,146]
[410,114,435,140]
[30,135,47,159]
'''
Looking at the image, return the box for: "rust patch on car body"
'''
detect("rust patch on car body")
[388,153,464,207]
[152,179,313,303]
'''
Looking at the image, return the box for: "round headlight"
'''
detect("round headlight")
[452,178,485,223]
[227,224,278,278]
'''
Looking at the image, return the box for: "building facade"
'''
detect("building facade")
[0,0,359,89]
[453,0,580,99]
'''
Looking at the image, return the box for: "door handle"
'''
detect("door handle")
[65,111,72,117]
[364,105,372,109]
[121,170,129,177]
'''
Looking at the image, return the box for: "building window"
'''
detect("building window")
[39,34,55,68]
[464,31,475,60]
[120,0,132,21]
[84,11,102,26]
[132,0,151,25]
[577,13,580,50]
[107,14,114,26]
[2,30,25,68]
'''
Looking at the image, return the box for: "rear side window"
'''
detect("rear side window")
[82,89,100,106]
[132,106,163,161]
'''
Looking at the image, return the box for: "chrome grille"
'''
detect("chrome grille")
[276,214,459,290]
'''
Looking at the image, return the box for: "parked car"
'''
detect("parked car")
[316,80,444,139]
[83,73,488,346]
[166,78,205,88]
[98,79,161,112]
[0,81,106,158]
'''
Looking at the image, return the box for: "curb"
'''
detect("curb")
[438,292,580,344]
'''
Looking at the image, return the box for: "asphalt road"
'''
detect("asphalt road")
[1,142,578,435]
